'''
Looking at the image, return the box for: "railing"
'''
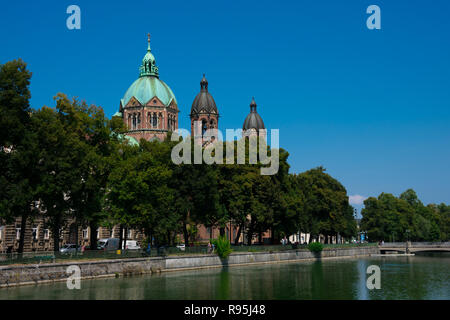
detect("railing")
[379,242,405,247]
[0,243,378,266]
[231,243,376,253]
[409,242,450,246]
[0,246,212,266]
[380,242,450,247]
[0,250,151,266]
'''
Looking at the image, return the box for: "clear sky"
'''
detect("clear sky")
[1,0,449,213]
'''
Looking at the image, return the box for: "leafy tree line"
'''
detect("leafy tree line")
[361,189,450,242]
[1,59,360,253]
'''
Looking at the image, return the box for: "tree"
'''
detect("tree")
[436,204,450,241]
[361,189,449,242]
[280,174,306,241]
[361,193,410,242]
[215,139,288,245]
[54,94,121,250]
[0,59,32,147]
[106,137,178,248]
[295,167,353,243]
[0,59,35,254]
[171,137,219,246]
[31,104,82,252]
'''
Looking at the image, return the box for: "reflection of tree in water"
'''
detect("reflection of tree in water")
[310,261,324,299]
[232,265,275,299]
[308,259,361,299]
[373,255,447,299]
[217,268,230,299]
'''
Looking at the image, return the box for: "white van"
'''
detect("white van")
[97,238,120,251]
[123,240,141,250]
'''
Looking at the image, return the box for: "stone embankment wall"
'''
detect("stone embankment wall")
[0,246,379,288]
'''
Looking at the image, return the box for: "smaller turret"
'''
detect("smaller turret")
[243,97,265,134]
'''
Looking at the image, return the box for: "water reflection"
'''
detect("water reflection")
[0,255,448,300]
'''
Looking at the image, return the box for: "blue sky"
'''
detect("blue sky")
[1,0,449,213]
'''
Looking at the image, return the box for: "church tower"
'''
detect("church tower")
[190,75,219,146]
[243,97,265,138]
[114,34,179,142]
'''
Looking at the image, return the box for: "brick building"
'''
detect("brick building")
[113,34,179,143]
[0,217,145,253]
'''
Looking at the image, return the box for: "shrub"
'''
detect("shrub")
[308,242,324,253]
[212,236,233,259]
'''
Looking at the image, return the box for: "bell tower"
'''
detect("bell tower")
[190,75,219,146]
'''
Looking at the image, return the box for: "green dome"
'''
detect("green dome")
[120,34,177,107]
[121,76,177,107]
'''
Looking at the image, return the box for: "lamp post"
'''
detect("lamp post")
[405,229,410,253]
[229,218,232,243]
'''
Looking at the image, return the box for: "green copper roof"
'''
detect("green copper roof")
[124,135,139,146]
[121,76,177,107]
[139,34,159,77]
[110,131,139,146]
[112,111,122,117]
[114,132,139,146]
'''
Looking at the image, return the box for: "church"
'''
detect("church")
[113,34,266,144]
[0,35,269,253]
[113,34,269,243]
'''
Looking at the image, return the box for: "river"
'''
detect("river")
[0,253,448,300]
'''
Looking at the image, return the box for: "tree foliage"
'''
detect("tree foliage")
[3,58,448,254]
[361,189,447,242]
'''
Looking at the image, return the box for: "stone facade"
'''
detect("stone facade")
[0,217,145,253]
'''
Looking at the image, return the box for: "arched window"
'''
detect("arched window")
[152,112,157,128]
[132,114,136,130]
[137,113,141,129]
[202,119,208,135]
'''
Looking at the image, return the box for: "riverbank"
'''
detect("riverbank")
[0,246,379,288]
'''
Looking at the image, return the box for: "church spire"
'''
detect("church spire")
[139,33,159,78]
[200,74,208,91]
[147,33,151,52]
[250,97,257,112]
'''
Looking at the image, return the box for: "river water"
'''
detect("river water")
[1,254,449,300]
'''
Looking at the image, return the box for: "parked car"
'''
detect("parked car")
[60,244,80,254]
[122,240,141,250]
[97,238,120,251]
[176,244,185,251]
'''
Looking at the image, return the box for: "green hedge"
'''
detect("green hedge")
[308,242,324,252]
[212,236,233,259]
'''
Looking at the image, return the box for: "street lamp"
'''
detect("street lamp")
[405,229,410,253]
[229,217,232,243]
